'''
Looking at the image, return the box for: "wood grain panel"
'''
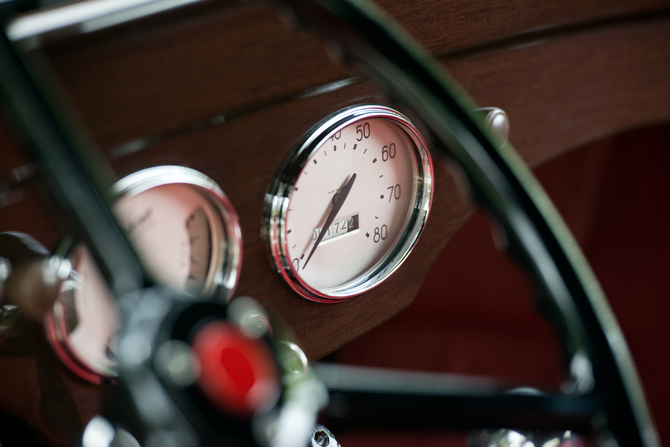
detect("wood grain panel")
[3,16,670,359]
[0,182,63,250]
[102,19,670,359]
[377,0,670,55]
[45,3,349,149]
[42,0,670,151]
[446,19,670,166]
[0,118,29,174]
[3,5,670,360]
[0,119,64,249]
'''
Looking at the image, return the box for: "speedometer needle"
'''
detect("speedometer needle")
[302,173,357,270]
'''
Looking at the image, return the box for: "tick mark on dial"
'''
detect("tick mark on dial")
[380,195,384,199]
[313,159,317,164]
[334,145,337,152]
[353,144,358,150]
[372,158,377,163]
[379,175,383,178]
[287,229,292,234]
[364,148,368,154]
[293,245,297,249]
[300,254,305,260]
[366,232,370,238]
[344,143,347,149]
[375,216,379,219]
[324,150,327,156]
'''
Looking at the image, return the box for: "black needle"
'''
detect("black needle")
[302,173,357,270]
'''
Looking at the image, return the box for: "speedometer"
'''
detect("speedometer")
[264,105,433,302]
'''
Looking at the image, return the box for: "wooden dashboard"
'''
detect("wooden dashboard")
[0,0,669,444]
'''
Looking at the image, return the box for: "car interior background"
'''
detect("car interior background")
[0,0,669,446]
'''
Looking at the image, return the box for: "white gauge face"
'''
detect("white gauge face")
[265,105,432,302]
[114,183,218,296]
[287,118,415,289]
[45,166,242,382]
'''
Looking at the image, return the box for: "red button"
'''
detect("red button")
[192,321,280,417]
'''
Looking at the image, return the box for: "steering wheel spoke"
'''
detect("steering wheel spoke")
[314,363,599,433]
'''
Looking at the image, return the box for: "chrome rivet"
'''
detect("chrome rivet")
[477,107,510,145]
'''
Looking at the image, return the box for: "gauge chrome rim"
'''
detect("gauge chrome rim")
[45,165,242,382]
[112,165,242,300]
[264,105,433,303]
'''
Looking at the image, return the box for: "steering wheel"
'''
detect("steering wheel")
[0,0,659,446]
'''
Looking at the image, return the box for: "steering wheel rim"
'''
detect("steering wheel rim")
[274,1,658,444]
[0,0,660,445]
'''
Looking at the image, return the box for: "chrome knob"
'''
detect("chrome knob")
[477,107,510,145]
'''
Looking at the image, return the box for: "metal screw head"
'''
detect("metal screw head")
[311,425,339,447]
[314,431,329,446]
[477,107,510,145]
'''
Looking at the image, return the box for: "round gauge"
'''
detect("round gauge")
[112,166,242,298]
[264,105,432,302]
[45,166,242,382]
[45,245,119,381]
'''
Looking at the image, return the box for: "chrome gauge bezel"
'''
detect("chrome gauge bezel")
[45,165,243,382]
[263,105,433,303]
[112,165,243,300]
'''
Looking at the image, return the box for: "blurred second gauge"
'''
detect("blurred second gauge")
[44,166,242,382]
